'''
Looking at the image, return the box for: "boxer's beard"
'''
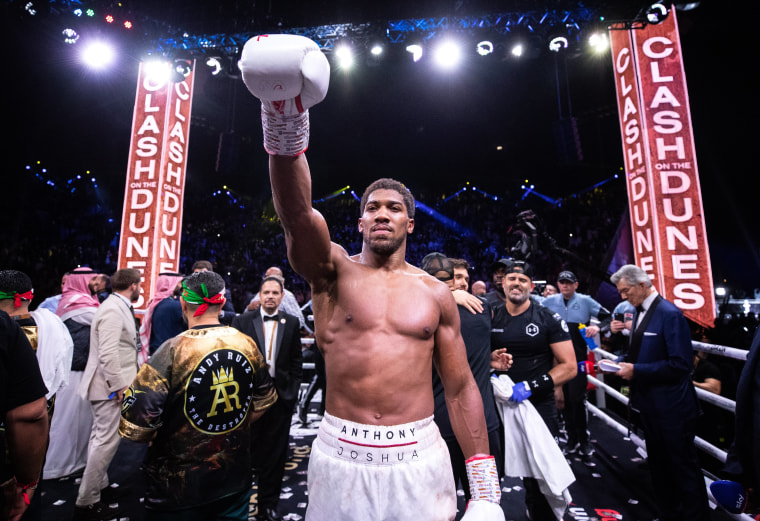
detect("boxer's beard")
[365,234,404,256]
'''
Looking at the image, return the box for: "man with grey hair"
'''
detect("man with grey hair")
[609,264,709,521]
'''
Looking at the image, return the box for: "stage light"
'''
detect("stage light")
[505,31,542,60]
[406,44,423,63]
[476,41,494,56]
[62,28,80,45]
[105,14,114,24]
[124,20,133,29]
[511,43,524,58]
[646,3,669,24]
[24,2,37,15]
[335,44,354,69]
[433,40,462,69]
[142,58,173,85]
[171,58,193,81]
[206,57,223,75]
[548,36,569,53]
[366,42,385,67]
[588,32,608,53]
[73,8,82,16]
[86,8,94,16]
[679,2,700,10]
[81,41,115,69]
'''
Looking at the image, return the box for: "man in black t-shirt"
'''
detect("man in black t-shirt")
[0,310,49,520]
[422,254,511,501]
[484,258,511,309]
[490,261,576,520]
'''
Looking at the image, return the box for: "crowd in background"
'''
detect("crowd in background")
[3,171,759,508]
[5,175,758,352]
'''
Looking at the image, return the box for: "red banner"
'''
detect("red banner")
[117,62,195,310]
[610,9,715,328]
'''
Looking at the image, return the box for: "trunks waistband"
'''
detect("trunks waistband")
[316,412,441,466]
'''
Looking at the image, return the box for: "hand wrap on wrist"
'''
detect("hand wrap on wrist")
[262,106,310,156]
[465,455,501,504]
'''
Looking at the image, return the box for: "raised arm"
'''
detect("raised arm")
[240,34,333,283]
[270,155,333,282]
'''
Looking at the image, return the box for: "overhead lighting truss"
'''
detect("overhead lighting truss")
[147,8,606,56]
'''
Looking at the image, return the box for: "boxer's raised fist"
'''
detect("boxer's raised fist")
[240,34,329,109]
[240,34,330,156]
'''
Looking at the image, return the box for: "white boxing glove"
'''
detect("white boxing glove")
[240,34,330,156]
[463,455,504,520]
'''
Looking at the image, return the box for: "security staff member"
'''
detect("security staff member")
[542,270,611,457]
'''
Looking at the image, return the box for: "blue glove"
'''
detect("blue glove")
[510,381,532,403]
[577,361,587,374]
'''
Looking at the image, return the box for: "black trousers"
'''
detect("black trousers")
[640,413,710,521]
[563,371,589,444]
[251,398,295,509]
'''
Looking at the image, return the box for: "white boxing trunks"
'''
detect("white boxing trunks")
[306,412,457,521]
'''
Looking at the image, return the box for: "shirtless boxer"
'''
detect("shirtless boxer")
[240,34,504,520]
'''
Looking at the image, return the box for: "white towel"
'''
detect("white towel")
[30,308,74,400]
[491,374,575,520]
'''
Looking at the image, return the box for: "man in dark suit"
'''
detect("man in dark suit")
[232,275,302,521]
[610,264,709,521]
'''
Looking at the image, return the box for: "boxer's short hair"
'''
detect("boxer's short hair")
[360,178,415,218]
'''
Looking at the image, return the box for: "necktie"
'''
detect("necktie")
[634,304,646,332]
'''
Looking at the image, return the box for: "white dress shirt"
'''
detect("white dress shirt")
[261,309,280,378]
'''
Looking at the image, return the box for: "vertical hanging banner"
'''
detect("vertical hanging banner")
[117,62,195,310]
[609,26,661,285]
[610,8,715,328]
